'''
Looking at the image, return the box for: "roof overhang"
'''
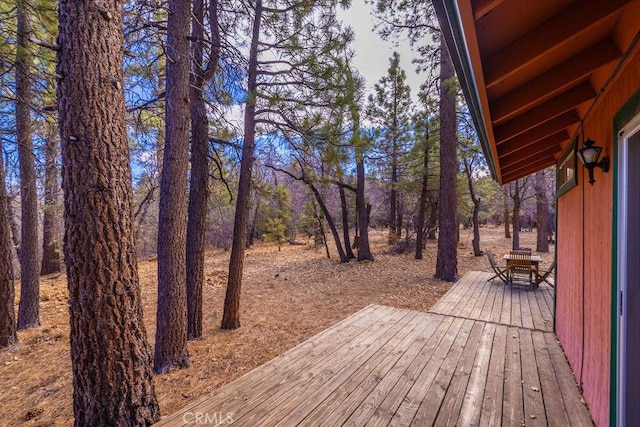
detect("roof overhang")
[433,0,640,184]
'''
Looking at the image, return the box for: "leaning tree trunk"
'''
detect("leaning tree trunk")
[309,182,348,263]
[222,0,263,330]
[41,119,61,275]
[57,0,160,422]
[186,0,220,341]
[535,170,550,252]
[16,1,40,329]
[434,38,458,282]
[154,0,192,373]
[0,133,16,349]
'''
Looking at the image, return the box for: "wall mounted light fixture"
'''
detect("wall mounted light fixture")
[576,139,609,185]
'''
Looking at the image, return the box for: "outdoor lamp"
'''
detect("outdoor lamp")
[577,139,609,185]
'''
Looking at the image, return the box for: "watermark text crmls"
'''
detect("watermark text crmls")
[182,411,234,425]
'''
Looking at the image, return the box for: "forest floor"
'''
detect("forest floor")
[0,226,555,425]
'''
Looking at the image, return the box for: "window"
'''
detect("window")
[557,137,577,197]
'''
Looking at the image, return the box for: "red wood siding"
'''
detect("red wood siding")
[555,42,640,427]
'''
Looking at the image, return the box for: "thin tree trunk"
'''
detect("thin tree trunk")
[463,158,482,256]
[41,120,61,275]
[415,138,429,259]
[311,197,330,258]
[434,38,458,282]
[512,183,521,250]
[57,0,160,421]
[16,1,40,329]
[222,1,263,330]
[339,186,355,259]
[186,0,219,341]
[535,170,550,252]
[7,196,20,259]
[503,187,511,239]
[356,154,373,261]
[154,0,191,373]
[0,133,16,348]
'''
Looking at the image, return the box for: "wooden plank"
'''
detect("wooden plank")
[458,273,487,319]
[433,321,486,426]
[519,288,535,330]
[519,329,547,425]
[489,281,505,324]
[234,310,421,425]
[510,288,523,328]
[479,280,498,322]
[469,275,492,320]
[155,305,392,424]
[389,317,468,425]
[410,319,476,426]
[500,285,512,326]
[502,327,525,425]
[544,333,594,426]
[310,313,446,426]
[167,305,407,424]
[531,332,570,427]
[277,311,434,426]
[527,288,547,331]
[457,322,496,426]
[480,324,507,426]
[359,315,456,427]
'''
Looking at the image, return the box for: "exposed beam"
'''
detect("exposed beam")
[494,82,595,144]
[472,0,506,20]
[497,112,579,157]
[502,158,557,183]
[490,39,621,124]
[499,131,567,164]
[484,0,629,88]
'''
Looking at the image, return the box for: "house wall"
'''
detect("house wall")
[556,43,640,427]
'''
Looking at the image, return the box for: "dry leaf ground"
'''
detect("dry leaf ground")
[0,227,554,425]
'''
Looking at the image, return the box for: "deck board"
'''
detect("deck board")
[157,272,592,427]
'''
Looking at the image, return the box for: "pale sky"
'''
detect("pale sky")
[337,1,425,102]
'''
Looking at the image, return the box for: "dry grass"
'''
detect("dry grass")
[0,227,554,425]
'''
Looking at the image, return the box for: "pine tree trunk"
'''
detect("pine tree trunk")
[154,0,191,373]
[415,141,429,259]
[16,1,40,329]
[356,155,374,261]
[535,170,550,252]
[222,1,263,330]
[503,187,511,238]
[186,0,219,341]
[472,199,482,256]
[57,0,160,421]
[339,186,355,259]
[0,133,16,349]
[41,120,61,275]
[434,39,458,282]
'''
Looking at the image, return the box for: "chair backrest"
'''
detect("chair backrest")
[509,250,532,268]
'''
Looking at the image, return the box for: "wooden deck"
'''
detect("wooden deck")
[157,271,592,426]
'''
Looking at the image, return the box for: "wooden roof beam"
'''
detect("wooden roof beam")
[497,111,579,157]
[472,0,506,20]
[490,39,621,124]
[501,158,557,183]
[484,0,629,88]
[498,131,568,164]
[494,82,595,144]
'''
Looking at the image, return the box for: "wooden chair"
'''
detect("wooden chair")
[486,248,508,285]
[508,250,534,289]
[534,260,556,288]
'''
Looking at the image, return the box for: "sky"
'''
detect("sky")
[337,1,426,102]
